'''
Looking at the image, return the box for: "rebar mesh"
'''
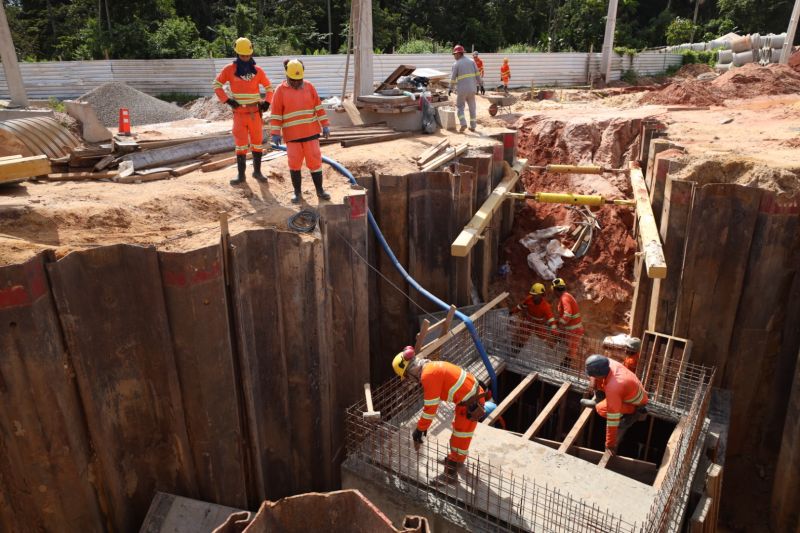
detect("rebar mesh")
[345,310,714,532]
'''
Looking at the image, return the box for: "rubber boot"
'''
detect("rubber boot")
[311,170,331,200]
[229,154,247,185]
[290,170,303,204]
[252,151,267,182]
[433,458,461,486]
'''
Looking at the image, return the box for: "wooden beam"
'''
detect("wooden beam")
[417,138,449,166]
[0,155,51,183]
[341,131,411,147]
[630,162,667,279]
[654,418,686,489]
[483,372,538,426]
[420,144,467,172]
[0,154,23,162]
[451,161,521,257]
[522,382,571,439]
[689,495,712,533]
[597,449,613,468]
[558,407,593,453]
[534,437,658,482]
[46,171,118,181]
[170,161,203,177]
[414,319,431,353]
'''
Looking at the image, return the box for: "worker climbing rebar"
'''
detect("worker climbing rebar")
[449,44,481,132]
[213,37,273,186]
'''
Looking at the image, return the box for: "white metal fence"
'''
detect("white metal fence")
[0,52,682,100]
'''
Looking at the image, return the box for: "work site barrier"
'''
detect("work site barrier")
[0,52,682,100]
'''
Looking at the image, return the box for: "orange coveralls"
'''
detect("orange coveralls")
[556,291,584,367]
[213,63,273,156]
[474,57,485,79]
[269,80,329,173]
[416,361,485,464]
[500,63,511,85]
[513,295,557,346]
[594,359,649,448]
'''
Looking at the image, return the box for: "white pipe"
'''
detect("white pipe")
[780,0,800,64]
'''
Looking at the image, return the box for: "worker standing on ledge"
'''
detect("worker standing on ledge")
[213,37,273,186]
[510,282,557,344]
[582,355,648,455]
[500,57,511,94]
[449,44,481,133]
[270,58,331,203]
[393,346,487,485]
[472,51,486,95]
[552,277,584,369]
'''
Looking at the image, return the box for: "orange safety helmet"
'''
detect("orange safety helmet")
[453,44,466,54]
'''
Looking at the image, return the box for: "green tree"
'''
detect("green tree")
[665,16,697,45]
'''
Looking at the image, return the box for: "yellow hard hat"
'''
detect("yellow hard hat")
[286,59,304,80]
[234,37,254,56]
[529,283,545,295]
[552,278,567,290]
[392,353,409,379]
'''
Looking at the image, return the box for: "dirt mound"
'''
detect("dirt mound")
[671,155,800,193]
[639,79,724,106]
[712,63,800,98]
[673,63,715,79]
[78,82,191,127]
[185,96,233,121]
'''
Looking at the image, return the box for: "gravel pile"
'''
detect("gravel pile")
[78,82,191,127]
[185,96,232,121]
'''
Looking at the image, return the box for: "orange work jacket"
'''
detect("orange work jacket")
[474,57,485,78]
[269,80,329,142]
[213,63,273,112]
[556,291,584,334]
[417,361,480,432]
[500,64,511,82]
[595,359,648,447]
[517,295,556,331]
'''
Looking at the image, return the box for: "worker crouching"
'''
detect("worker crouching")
[270,59,331,203]
[393,347,487,485]
[510,282,557,348]
[213,37,273,186]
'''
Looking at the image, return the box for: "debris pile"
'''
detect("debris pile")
[711,63,800,99]
[671,155,800,194]
[672,63,715,78]
[639,79,724,106]
[186,96,233,121]
[79,82,191,127]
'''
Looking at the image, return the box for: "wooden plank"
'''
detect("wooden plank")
[341,131,411,147]
[689,495,712,533]
[451,161,520,257]
[46,170,118,181]
[202,153,250,172]
[0,154,51,182]
[417,138,449,166]
[117,170,171,183]
[420,144,468,172]
[451,165,475,306]
[558,407,593,453]
[342,99,364,126]
[654,418,686,489]
[705,464,723,531]
[375,64,416,92]
[522,382,571,439]
[483,372,538,426]
[138,492,244,533]
[629,163,667,279]
[414,319,431,353]
[170,161,203,176]
[533,438,659,483]
[0,154,23,161]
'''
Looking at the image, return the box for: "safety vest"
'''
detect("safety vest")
[518,295,556,329]
[596,359,648,447]
[474,57,485,78]
[557,291,583,333]
[500,64,511,82]
[269,80,329,142]
[450,56,480,94]
[213,63,273,109]
[416,361,479,432]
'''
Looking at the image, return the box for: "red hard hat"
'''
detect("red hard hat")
[453,44,465,54]
[402,346,415,360]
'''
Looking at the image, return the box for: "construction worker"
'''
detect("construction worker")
[510,282,557,343]
[392,347,486,484]
[213,37,273,186]
[449,44,481,133]
[582,355,648,454]
[623,337,641,373]
[552,278,584,369]
[472,51,486,95]
[270,58,331,203]
[500,57,511,94]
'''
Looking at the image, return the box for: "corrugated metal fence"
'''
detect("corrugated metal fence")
[0,52,682,100]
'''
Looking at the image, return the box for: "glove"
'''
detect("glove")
[258,100,270,113]
[271,134,282,146]
[412,428,426,451]
[322,126,330,139]
[226,99,240,109]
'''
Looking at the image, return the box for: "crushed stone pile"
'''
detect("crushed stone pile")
[78,82,191,127]
[639,79,724,106]
[185,96,233,121]
[711,63,800,99]
[673,63,715,79]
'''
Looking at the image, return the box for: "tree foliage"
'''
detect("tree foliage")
[2,0,794,61]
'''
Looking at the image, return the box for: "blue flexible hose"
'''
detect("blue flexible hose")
[272,143,498,398]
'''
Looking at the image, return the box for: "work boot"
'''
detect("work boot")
[311,170,331,200]
[252,151,267,182]
[469,122,477,132]
[229,154,247,185]
[459,124,467,133]
[290,170,303,204]
[432,458,461,486]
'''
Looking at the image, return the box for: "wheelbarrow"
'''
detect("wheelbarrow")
[484,93,517,116]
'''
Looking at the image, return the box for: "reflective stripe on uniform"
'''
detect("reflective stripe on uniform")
[563,323,584,331]
[424,398,441,407]
[235,144,249,151]
[460,382,478,404]
[451,447,469,456]
[447,370,468,403]
[625,388,645,405]
[421,412,436,420]
[213,80,224,89]
[282,116,319,129]
[563,311,582,319]
[452,429,474,439]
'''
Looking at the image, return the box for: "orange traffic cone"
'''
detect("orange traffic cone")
[118,108,131,136]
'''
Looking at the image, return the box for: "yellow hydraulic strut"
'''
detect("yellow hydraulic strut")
[506,191,635,207]
[528,164,629,174]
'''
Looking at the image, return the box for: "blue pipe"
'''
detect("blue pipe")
[270,142,498,398]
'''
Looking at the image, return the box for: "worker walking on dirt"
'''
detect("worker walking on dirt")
[582,355,648,455]
[552,278,584,369]
[393,347,487,485]
[510,282,557,344]
[213,37,273,186]
[500,57,511,94]
[449,44,481,132]
[472,51,486,95]
[270,58,331,203]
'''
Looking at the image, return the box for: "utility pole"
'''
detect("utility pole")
[352,0,374,98]
[600,0,619,84]
[690,0,702,43]
[0,2,28,108]
[780,0,800,64]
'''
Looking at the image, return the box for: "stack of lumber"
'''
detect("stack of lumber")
[420,143,468,172]
[416,139,450,167]
[323,124,411,147]
[0,155,52,184]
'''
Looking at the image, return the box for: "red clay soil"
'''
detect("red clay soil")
[639,79,724,106]
[493,115,641,338]
[712,63,800,99]
[673,63,715,78]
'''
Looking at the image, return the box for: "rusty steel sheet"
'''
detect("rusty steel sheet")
[158,245,248,509]
[0,252,105,532]
[0,116,81,158]
[46,244,197,532]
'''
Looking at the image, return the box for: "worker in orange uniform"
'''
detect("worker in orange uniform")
[510,282,557,346]
[500,57,511,94]
[472,51,486,95]
[582,355,648,454]
[270,59,331,203]
[393,347,487,484]
[213,37,273,186]
[553,277,584,369]
[623,337,641,373]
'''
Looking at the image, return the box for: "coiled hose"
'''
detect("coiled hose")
[272,143,498,398]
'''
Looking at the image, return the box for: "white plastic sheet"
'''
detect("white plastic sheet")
[519,226,574,279]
